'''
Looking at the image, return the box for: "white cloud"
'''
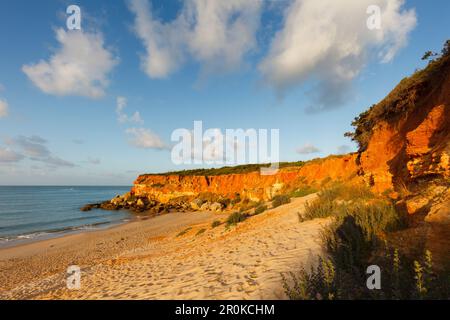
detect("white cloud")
[259,0,416,110]
[22,29,118,98]
[296,143,321,154]
[0,147,24,163]
[128,0,262,78]
[0,99,8,118]
[116,96,144,124]
[126,128,167,149]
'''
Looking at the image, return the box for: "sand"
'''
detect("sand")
[0,194,329,300]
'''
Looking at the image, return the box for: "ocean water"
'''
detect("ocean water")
[0,186,132,247]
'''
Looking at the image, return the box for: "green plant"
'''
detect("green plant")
[272,195,291,208]
[176,227,192,237]
[254,204,267,215]
[231,195,241,205]
[345,40,450,152]
[144,161,305,177]
[211,220,221,228]
[151,183,164,188]
[282,257,338,300]
[226,211,247,226]
[414,261,427,298]
[196,228,206,236]
[303,198,336,220]
[290,186,317,198]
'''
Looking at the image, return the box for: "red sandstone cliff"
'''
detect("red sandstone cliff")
[130,48,449,223]
[132,154,359,202]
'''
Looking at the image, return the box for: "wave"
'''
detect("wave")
[0,220,122,245]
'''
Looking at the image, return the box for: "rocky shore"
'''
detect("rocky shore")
[81,192,231,215]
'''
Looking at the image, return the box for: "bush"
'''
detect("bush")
[302,183,376,221]
[226,211,247,226]
[280,184,450,300]
[322,200,406,272]
[283,248,450,300]
[196,228,206,236]
[290,186,317,198]
[254,204,267,215]
[211,220,221,228]
[272,195,291,208]
[176,227,192,237]
[303,198,337,220]
[282,257,337,300]
[346,40,450,152]
[231,195,241,205]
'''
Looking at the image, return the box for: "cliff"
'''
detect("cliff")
[132,154,359,202]
[356,53,450,194]
[125,43,449,223]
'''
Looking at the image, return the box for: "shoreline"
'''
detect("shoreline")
[0,209,231,296]
[0,194,328,300]
[0,217,134,250]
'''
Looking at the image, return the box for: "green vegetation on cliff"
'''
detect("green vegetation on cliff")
[345,40,450,152]
[145,161,306,177]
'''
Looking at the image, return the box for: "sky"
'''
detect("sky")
[0,0,449,185]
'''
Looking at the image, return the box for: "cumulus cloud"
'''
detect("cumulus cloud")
[0,99,8,118]
[296,143,321,154]
[128,0,262,78]
[259,0,416,110]
[22,29,118,98]
[5,135,74,168]
[116,96,144,124]
[126,128,167,150]
[0,147,24,163]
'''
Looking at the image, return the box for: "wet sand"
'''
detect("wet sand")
[0,194,328,300]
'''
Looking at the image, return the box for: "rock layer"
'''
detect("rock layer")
[131,154,359,203]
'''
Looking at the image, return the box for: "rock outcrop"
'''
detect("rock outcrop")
[87,45,449,224]
[131,154,359,203]
[354,49,450,221]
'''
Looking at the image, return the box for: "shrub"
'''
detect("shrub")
[176,227,192,237]
[196,228,206,236]
[240,200,260,213]
[211,220,221,228]
[282,186,450,300]
[282,257,337,300]
[303,199,336,220]
[302,183,376,221]
[231,195,241,205]
[226,211,247,226]
[322,200,406,271]
[254,204,267,215]
[151,183,164,188]
[290,186,317,198]
[345,40,450,152]
[272,195,291,208]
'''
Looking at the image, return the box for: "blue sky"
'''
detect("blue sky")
[0,0,449,185]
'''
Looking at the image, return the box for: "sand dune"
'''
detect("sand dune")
[0,194,328,300]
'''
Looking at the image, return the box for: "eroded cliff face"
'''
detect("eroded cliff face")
[359,104,449,193]
[129,55,449,223]
[357,55,450,222]
[132,154,359,203]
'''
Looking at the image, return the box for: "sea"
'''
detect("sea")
[0,186,133,247]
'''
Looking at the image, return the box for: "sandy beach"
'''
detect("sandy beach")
[0,194,328,300]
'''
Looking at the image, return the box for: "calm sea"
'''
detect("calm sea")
[0,186,132,247]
